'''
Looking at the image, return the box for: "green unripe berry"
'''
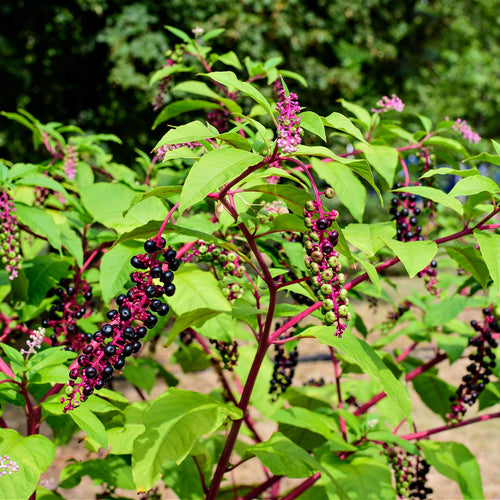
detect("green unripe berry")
[305,200,315,212]
[309,262,319,275]
[231,284,241,293]
[324,311,336,325]
[328,256,339,268]
[218,254,227,264]
[311,251,323,262]
[212,248,221,257]
[311,276,321,287]
[337,273,345,285]
[198,245,208,254]
[338,305,349,317]
[322,298,334,311]
[325,187,335,198]
[321,269,334,281]
[65,385,74,396]
[317,291,325,301]
[236,265,246,276]
[304,217,313,228]
[304,240,313,251]
[222,287,230,297]
[225,262,236,272]
[321,283,332,295]
[309,232,320,242]
[227,252,237,262]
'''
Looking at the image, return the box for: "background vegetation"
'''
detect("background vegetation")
[2,0,499,163]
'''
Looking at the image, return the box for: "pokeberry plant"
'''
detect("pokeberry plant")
[0,26,499,500]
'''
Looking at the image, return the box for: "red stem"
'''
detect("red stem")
[281,472,321,500]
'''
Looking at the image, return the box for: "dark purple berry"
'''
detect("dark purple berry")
[102,366,114,380]
[151,265,162,278]
[165,249,177,262]
[150,299,162,312]
[145,285,157,298]
[123,326,136,340]
[69,368,79,379]
[101,324,114,337]
[82,385,94,396]
[132,341,141,353]
[145,315,158,329]
[144,239,158,253]
[169,258,180,271]
[164,284,176,296]
[94,379,105,390]
[85,366,98,379]
[107,309,118,320]
[77,354,88,367]
[316,218,330,230]
[116,294,127,306]
[158,303,170,316]
[104,344,117,356]
[122,344,134,357]
[119,307,132,321]
[82,345,94,355]
[114,357,126,370]
[131,256,142,269]
[161,270,174,284]
[136,326,147,338]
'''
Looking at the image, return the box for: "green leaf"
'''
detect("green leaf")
[307,326,412,426]
[100,240,143,303]
[132,388,242,490]
[423,295,467,327]
[154,120,219,150]
[149,63,193,85]
[243,432,322,478]
[435,333,468,363]
[0,343,24,376]
[172,81,242,114]
[26,348,75,383]
[211,51,242,69]
[392,185,463,215]
[416,113,432,133]
[216,132,253,151]
[323,112,367,143]
[382,239,438,278]
[423,136,468,155]
[420,441,484,499]
[22,254,71,306]
[179,148,262,212]
[466,151,500,167]
[299,111,326,141]
[204,71,275,118]
[353,254,382,297]
[14,175,68,195]
[311,159,366,222]
[448,175,499,197]
[412,373,456,421]
[318,450,393,500]
[420,167,479,179]
[80,182,168,232]
[106,424,146,455]
[337,99,371,130]
[445,246,490,288]
[58,224,83,267]
[474,230,500,295]
[167,265,231,316]
[167,308,227,344]
[69,406,108,449]
[14,203,62,251]
[153,100,220,129]
[59,455,135,490]
[123,358,157,394]
[343,222,396,256]
[0,430,55,500]
[356,143,398,187]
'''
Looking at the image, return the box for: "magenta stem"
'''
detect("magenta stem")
[281,472,321,500]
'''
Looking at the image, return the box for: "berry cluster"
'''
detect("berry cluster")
[303,193,349,337]
[210,339,238,371]
[390,185,440,295]
[42,277,93,352]
[221,283,243,301]
[182,240,246,279]
[303,377,325,387]
[61,237,179,412]
[387,448,433,499]
[269,342,298,401]
[207,107,230,133]
[0,191,22,280]
[448,306,498,423]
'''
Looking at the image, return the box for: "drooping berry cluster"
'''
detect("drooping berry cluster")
[269,341,298,401]
[387,447,433,499]
[390,185,440,295]
[387,300,412,323]
[0,191,22,280]
[152,58,175,111]
[303,194,349,337]
[447,306,498,423]
[221,283,243,301]
[275,88,302,154]
[210,339,238,371]
[303,377,325,387]
[42,277,93,352]
[182,240,246,279]
[61,237,179,412]
[155,141,201,161]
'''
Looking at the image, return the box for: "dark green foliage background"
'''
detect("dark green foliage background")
[1,0,498,161]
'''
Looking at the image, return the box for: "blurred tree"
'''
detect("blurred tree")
[1,0,498,164]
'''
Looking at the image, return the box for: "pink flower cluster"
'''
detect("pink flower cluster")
[0,191,22,280]
[0,455,19,476]
[20,327,45,358]
[64,144,78,181]
[276,89,302,154]
[372,94,405,113]
[452,118,481,144]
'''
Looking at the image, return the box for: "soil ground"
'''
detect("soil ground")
[9,277,500,499]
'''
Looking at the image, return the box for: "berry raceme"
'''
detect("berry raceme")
[269,342,298,401]
[41,277,93,352]
[210,339,239,371]
[0,191,22,280]
[447,306,499,423]
[61,237,178,412]
[303,194,349,337]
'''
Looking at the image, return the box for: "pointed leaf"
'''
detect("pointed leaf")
[179,148,262,212]
[307,326,412,426]
[299,111,326,141]
[420,441,484,500]
[449,176,499,197]
[323,112,367,143]
[445,246,490,288]
[132,388,242,490]
[243,432,321,478]
[356,143,398,187]
[154,121,219,150]
[343,222,396,256]
[392,185,463,215]
[338,99,371,130]
[382,239,438,278]
[474,230,500,295]
[153,100,220,129]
